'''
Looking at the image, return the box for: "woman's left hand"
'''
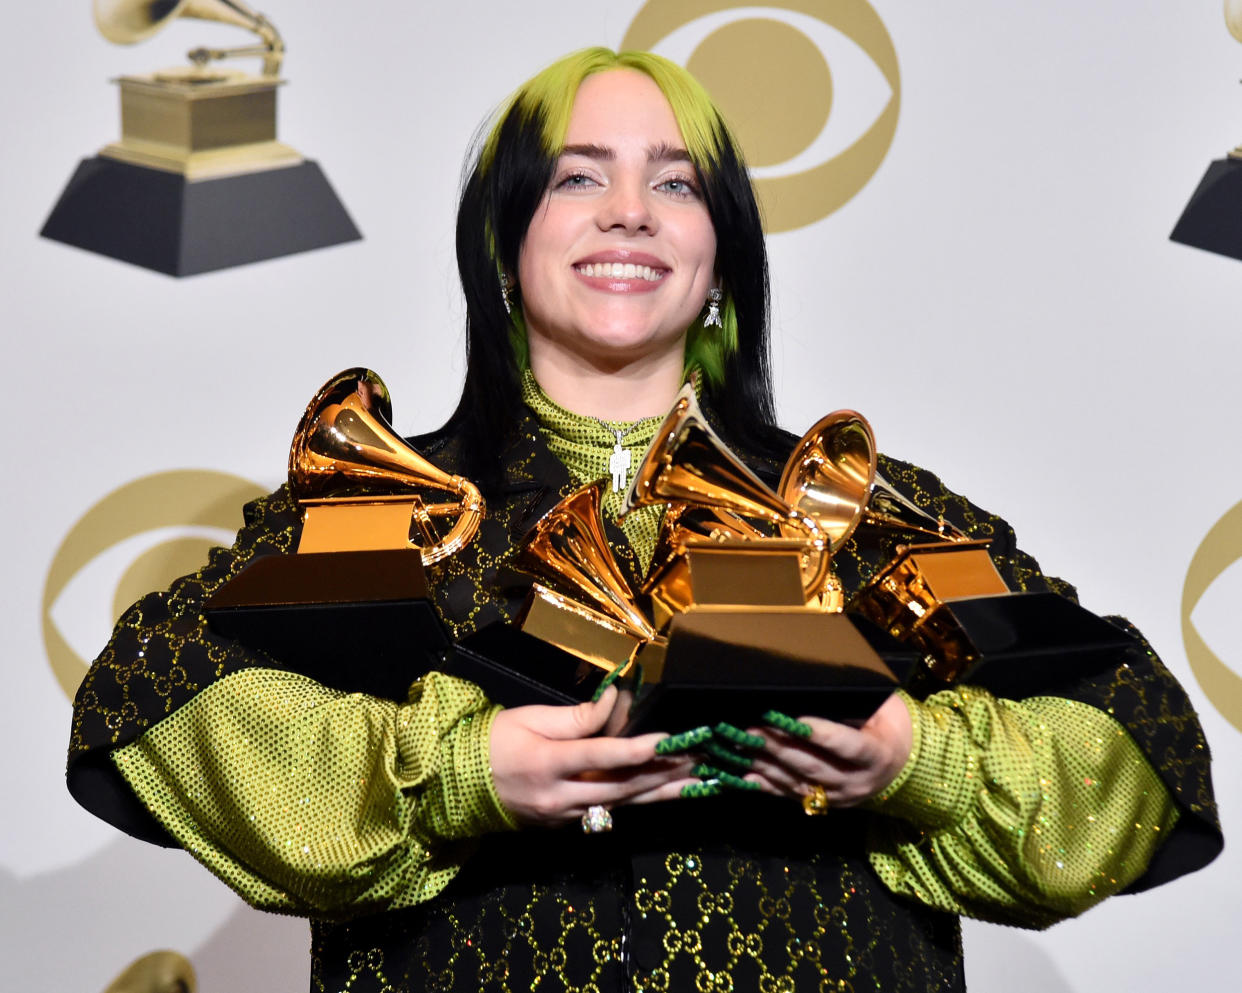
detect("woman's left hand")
[743,694,914,807]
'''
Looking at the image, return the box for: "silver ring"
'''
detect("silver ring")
[581,805,614,834]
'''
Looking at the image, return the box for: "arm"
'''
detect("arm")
[741,456,1220,925]
[111,667,515,915]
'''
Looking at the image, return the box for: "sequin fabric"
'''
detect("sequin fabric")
[66,407,1221,993]
[520,368,664,572]
[113,667,514,913]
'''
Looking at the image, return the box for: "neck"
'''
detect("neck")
[527,340,685,421]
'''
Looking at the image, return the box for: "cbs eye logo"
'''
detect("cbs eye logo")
[42,470,266,700]
[622,0,901,232]
[1183,498,1242,736]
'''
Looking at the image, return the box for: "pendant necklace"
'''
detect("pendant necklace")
[595,418,641,493]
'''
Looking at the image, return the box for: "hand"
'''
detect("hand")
[744,694,914,807]
[489,686,695,826]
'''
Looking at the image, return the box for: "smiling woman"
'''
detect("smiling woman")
[66,45,1220,993]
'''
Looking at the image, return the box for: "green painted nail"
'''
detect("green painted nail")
[703,740,754,770]
[590,665,623,702]
[655,725,713,756]
[714,722,766,749]
[761,710,812,738]
[716,770,761,792]
[681,780,723,799]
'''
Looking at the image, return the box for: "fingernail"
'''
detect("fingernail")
[655,726,713,756]
[703,740,754,770]
[717,770,761,792]
[714,722,766,750]
[590,665,623,703]
[761,710,812,738]
[681,780,722,799]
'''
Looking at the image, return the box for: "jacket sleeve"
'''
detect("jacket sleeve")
[865,687,1177,928]
[67,486,516,916]
[110,667,515,916]
[856,457,1222,924]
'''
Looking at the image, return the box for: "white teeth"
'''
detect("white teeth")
[576,262,665,281]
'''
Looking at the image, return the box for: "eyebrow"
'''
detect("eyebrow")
[560,142,692,164]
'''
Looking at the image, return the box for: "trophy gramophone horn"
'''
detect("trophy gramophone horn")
[779,410,967,549]
[289,368,485,565]
[624,385,831,598]
[94,0,285,76]
[518,479,658,642]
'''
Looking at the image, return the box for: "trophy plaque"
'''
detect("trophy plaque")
[41,1,360,275]
[206,369,484,701]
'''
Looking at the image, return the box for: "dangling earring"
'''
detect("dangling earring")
[500,274,513,315]
[703,287,723,329]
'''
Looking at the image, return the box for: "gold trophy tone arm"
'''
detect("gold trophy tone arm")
[95,0,286,77]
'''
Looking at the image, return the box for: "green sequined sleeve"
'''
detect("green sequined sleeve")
[110,666,517,916]
[865,687,1178,928]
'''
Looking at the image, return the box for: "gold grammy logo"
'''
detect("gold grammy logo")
[42,470,266,700]
[622,0,901,232]
[1183,499,1242,735]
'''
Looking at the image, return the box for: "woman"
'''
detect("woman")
[68,49,1220,992]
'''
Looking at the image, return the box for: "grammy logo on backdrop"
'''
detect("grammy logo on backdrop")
[40,1,360,276]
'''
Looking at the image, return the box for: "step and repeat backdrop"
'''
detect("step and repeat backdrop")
[4,2,1239,990]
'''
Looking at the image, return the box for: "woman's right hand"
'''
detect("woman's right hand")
[489,686,694,826]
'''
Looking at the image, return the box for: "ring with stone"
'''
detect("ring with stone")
[581,805,614,834]
[801,785,830,816]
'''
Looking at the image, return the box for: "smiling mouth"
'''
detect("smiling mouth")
[573,261,667,282]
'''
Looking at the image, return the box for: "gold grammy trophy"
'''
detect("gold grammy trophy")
[206,369,483,700]
[41,1,360,275]
[447,479,662,708]
[614,387,918,732]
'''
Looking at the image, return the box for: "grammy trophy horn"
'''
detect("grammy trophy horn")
[289,368,484,566]
[779,410,967,550]
[94,0,285,76]
[624,385,831,600]
[517,479,657,643]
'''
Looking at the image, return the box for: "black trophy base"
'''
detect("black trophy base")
[205,549,449,702]
[1170,157,1242,262]
[448,623,610,708]
[939,592,1139,699]
[40,156,361,276]
[623,610,920,736]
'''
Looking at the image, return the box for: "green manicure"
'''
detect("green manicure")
[655,725,713,755]
[714,722,766,750]
[692,764,760,792]
[762,710,812,738]
[590,665,623,702]
[703,740,754,770]
[681,780,723,798]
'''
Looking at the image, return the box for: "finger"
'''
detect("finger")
[564,762,699,810]
[744,755,809,796]
[521,688,620,743]
[548,734,668,776]
[621,775,702,806]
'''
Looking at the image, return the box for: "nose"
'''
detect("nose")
[597,180,657,235]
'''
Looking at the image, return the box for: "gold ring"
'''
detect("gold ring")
[801,785,830,816]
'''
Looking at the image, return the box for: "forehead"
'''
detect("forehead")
[563,69,685,150]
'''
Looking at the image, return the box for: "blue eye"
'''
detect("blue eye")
[556,172,598,190]
[658,177,699,198]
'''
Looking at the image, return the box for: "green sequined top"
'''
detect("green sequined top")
[69,389,1220,993]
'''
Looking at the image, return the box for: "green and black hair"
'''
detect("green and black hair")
[449,47,783,488]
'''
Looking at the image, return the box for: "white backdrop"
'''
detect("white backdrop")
[3,2,1239,991]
